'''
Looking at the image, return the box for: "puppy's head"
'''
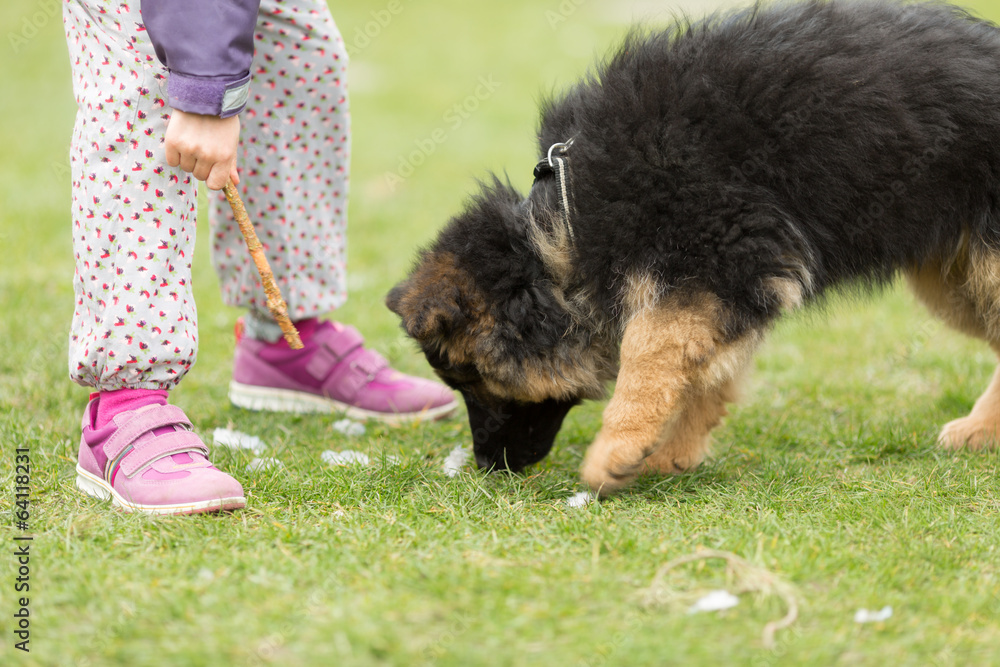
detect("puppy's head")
[387,179,587,472]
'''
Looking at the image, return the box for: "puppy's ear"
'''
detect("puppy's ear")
[386,279,465,342]
[386,251,476,344]
[385,281,409,317]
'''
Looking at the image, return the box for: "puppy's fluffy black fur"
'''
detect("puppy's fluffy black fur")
[389,0,1000,485]
[539,0,1000,336]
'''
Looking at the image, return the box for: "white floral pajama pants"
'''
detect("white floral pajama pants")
[64,0,350,391]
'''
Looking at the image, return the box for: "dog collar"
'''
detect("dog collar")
[532,139,576,243]
[532,139,573,180]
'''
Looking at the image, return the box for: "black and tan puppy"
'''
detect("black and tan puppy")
[387,0,1000,495]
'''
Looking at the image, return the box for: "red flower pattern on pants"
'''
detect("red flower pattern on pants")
[64,0,350,391]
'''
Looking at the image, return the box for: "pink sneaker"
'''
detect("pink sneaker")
[75,397,246,515]
[229,319,459,425]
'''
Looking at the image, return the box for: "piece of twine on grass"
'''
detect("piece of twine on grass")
[223,179,302,349]
[639,549,799,649]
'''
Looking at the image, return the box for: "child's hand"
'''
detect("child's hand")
[164,110,241,190]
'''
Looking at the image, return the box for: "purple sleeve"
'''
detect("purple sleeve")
[142,0,262,118]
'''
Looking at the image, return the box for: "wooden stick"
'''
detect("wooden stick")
[223,179,303,349]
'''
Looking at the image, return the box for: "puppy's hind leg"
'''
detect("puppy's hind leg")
[939,360,1000,450]
[580,296,759,496]
[907,247,1000,451]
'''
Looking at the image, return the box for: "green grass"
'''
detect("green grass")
[3,0,1000,665]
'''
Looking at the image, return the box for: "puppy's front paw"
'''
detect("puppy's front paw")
[642,439,707,475]
[938,415,1000,451]
[580,433,647,497]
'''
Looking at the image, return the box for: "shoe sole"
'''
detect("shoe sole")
[75,466,246,516]
[228,381,460,426]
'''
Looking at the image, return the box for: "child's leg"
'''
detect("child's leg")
[65,0,244,514]
[218,1,458,423]
[65,0,199,391]
[209,0,350,326]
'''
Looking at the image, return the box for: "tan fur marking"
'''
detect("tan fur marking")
[392,251,493,363]
[396,247,620,403]
[765,276,805,311]
[527,208,574,287]
[483,351,613,403]
[962,243,1000,339]
[700,329,762,391]
[468,217,620,403]
[939,361,1000,450]
[621,270,664,325]
[580,293,760,495]
[905,248,988,340]
[643,377,742,475]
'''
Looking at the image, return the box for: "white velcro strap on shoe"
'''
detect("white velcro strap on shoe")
[103,404,192,465]
[119,431,209,478]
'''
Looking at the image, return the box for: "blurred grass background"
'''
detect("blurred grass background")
[2,0,1000,665]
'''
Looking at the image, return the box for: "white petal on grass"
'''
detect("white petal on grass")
[687,590,740,614]
[332,418,366,437]
[321,450,370,466]
[247,457,283,472]
[213,428,267,454]
[854,606,893,623]
[566,491,596,508]
[443,445,472,477]
[321,450,400,467]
